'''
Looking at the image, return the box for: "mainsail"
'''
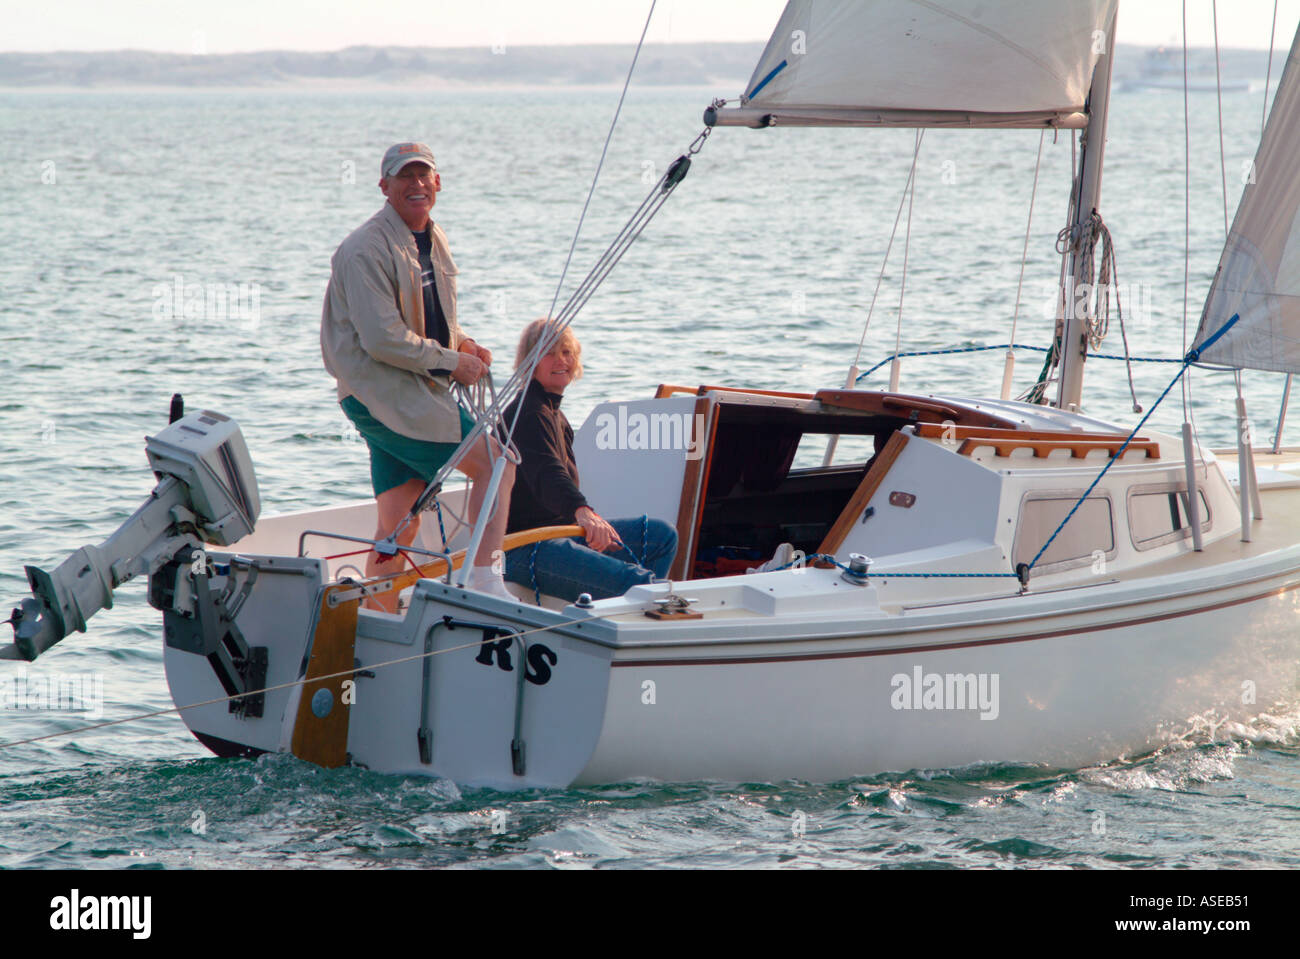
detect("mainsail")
[709,0,1117,129]
[1191,24,1300,373]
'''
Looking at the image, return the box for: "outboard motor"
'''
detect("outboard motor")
[6,407,259,661]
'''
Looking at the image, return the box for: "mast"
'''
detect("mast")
[1056,5,1118,412]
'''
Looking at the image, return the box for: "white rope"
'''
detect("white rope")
[850,129,925,370]
[1213,2,1230,240]
[385,1,661,550]
[547,0,657,320]
[1264,0,1279,136]
[1008,129,1046,348]
[1181,0,1192,416]
[892,129,922,367]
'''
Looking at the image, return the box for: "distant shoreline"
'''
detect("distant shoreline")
[0,82,728,94]
[0,41,1270,92]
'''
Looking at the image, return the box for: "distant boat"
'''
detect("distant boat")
[1122,45,1251,92]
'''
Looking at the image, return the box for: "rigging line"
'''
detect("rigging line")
[851,129,925,369]
[1264,1,1288,452]
[547,0,657,321]
[1213,1,1230,240]
[1024,359,1192,577]
[1027,129,1076,407]
[1181,0,1192,416]
[392,155,692,543]
[1008,129,1046,348]
[893,129,922,362]
[0,606,637,753]
[1264,0,1279,136]
[500,159,692,451]
[443,159,682,476]
[1023,309,1244,577]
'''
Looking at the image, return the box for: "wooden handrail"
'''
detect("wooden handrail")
[881,396,962,418]
[349,525,586,598]
[915,423,1147,444]
[696,385,817,400]
[956,438,1160,459]
[656,384,817,401]
[815,390,1019,429]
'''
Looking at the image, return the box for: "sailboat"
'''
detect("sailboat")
[7,0,1300,789]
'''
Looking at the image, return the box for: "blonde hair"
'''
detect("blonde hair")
[515,319,583,380]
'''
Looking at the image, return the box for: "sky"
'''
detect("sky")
[1,0,1297,54]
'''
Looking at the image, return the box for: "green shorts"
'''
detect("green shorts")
[341,396,476,497]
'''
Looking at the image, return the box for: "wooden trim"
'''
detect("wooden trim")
[817,431,910,556]
[956,438,1160,459]
[655,384,698,399]
[815,390,1019,429]
[670,396,717,580]
[657,384,817,401]
[290,583,360,769]
[356,526,586,604]
[915,423,1145,443]
[696,385,817,400]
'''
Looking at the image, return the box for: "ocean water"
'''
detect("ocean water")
[1,85,1298,870]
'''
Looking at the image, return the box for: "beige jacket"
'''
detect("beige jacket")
[321,202,467,442]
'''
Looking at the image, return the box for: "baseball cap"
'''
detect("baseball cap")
[381,142,437,178]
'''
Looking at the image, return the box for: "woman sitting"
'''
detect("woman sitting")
[502,320,677,602]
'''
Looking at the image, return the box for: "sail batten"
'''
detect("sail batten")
[1192,25,1300,373]
[715,0,1116,127]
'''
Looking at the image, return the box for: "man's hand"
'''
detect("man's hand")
[450,350,486,385]
[575,506,621,553]
[460,339,492,366]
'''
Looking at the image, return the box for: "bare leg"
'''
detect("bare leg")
[457,438,515,569]
[364,478,427,613]
[360,440,514,610]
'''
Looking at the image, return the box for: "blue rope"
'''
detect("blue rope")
[761,316,1241,587]
[855,343,1218,383]
[433,501,448,552]
[1022,314,1240,577]
[529,543,542,607]
[611,514,650,568]
[1023,363,1189,574]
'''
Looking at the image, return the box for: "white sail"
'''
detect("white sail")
[711,0,1117,129]
[1192,25,1300,373]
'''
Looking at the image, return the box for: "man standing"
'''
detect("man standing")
[322,142,515,605]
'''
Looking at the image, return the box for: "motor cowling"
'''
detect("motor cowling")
[6,409,260,661]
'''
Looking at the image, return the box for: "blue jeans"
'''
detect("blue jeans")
[504,517,677,602]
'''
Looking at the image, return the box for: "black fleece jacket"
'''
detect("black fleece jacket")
[504,380,590,534]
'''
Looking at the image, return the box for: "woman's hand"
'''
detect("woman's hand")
[575,506,621,553]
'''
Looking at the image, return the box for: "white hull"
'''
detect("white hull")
[159,440,1300,788]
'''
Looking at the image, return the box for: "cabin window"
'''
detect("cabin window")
[1127,484,1211,550]
[1012,493,1115,573]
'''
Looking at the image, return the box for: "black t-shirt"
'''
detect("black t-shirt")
[413,230,451,350]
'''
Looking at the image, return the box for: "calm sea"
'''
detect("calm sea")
[0,85,1297,870]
